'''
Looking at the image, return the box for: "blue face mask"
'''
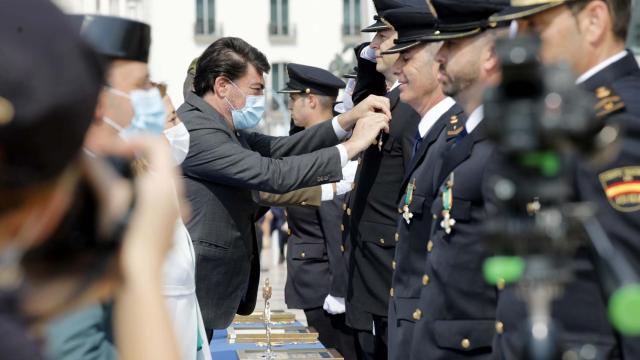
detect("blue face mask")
[224,81,266,130]
[107,87,167,137]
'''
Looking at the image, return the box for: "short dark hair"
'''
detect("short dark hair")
[567,0,631,41]
[193,37,270,96]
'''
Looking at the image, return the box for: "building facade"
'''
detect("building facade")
[54,0,375,135]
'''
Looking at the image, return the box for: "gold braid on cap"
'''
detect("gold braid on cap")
[425,0,438,17]
[510,0,567,6]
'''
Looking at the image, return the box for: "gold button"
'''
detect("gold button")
[340,224,345,232]
[347,208,352,216]
[412,309,422,320]
[342,203,347,211]
[497,278,506,290]
[427,240,434,252]
[287,229,292,236]
[398,208,403,214]
[392,260,396,270]
[301,252,306,258]
[461,338,471,349]
[380,238,385,244]
[0,97,15,126]
[390,288,394,297]
[496,321,504,334]
[432,214,437,220]
[395,233,400,242]
[422,275,430,286]
[340,245,345,252]
[301,201,307,206]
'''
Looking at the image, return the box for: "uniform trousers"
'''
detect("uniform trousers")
[304,307,358,360]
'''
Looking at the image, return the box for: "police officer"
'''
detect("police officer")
[401,1,510,359]
[343,1,425,358]
[377,8,466,360]
[490,1,640,358]
[277,63,357,360]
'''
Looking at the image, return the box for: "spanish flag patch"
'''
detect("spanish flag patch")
[599,166,640,212]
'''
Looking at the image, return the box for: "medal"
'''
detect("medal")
[377,132,384,151]
[402,179,416,224]
[440,173,456,234]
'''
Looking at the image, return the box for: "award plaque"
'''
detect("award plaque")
[237,348,344,360]
[227,325,319,344]
[233,310,296,324]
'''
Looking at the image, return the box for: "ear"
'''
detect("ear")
[580,1,609,46]
[94,90,108,123]
[308,95,318,110]
[213,77,231,98]
[482,40,499,75]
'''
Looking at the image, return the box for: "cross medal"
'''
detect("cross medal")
[402,179,416,224]
[440,173,456,234]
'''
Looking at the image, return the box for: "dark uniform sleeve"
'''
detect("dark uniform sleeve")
[258,186,322,207]
[319,194,350,297]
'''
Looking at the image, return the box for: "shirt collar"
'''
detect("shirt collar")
[418,97,456,138]
[388,80,401,92]
[576,50,628,85]
[465,105,484,134]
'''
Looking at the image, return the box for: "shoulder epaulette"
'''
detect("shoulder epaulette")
[446,114,464,137]
[594,86,625,119]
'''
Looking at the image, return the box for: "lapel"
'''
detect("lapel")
[434,119,488,189]
[581,51,639,92]
[401,103,463,188]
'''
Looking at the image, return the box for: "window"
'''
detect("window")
[269,0,289,36]
[196,0,216,35]
[343,0,362,36]
[270,62,289,110]
[628,5,640,54]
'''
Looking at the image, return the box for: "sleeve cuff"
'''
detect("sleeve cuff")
[360,45,377,63]
[332,116,350,140]
[335,144,348,167]
[321,184,334,201]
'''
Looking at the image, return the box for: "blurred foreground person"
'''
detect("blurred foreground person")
[0,2,181,360]
[179,36,392,338]
[491,0,640,358]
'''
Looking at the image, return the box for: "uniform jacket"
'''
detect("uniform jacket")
[493,50,640,360]
[285,194,349,309]
[387,103,465,360]
[345,84,421,326]
[409,120,499,360]
[179,92,343,329]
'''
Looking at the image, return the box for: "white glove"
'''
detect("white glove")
[334,78,356,114]
[323,295,346,315]
[360,45,377,63]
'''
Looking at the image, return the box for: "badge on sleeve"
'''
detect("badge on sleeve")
[599,166,640,212]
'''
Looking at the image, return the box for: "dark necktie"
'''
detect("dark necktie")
[411,130,423,160]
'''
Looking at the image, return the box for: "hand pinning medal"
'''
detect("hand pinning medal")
[440,173,456,234]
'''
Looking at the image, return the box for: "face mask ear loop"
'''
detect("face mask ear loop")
[102,117,125,132]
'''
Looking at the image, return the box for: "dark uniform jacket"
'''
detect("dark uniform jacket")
[409,119,499,360]
[179,92,343,329]
[285,195,348,309]
[493,51,640,360]
[387,103,465,360]
[345,84,421,329]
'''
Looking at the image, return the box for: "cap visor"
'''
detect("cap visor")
[361,19,391,33]
[277,86,302,94]
[490,3,565,22]
[382,41,423,55]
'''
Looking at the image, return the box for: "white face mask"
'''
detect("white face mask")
[163,122,190,165]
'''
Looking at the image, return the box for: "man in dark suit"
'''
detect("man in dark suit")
[402,1,510,358]
[178,37,392,338]
[490,1,640,358]
[277,63,357,360]
[343,1,425,358]
[377,8,465,360]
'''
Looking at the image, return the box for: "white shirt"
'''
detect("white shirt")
[418,97,456,138]
[576,50,627,85]
[465,105,484,134]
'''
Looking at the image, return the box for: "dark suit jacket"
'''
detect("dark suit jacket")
[345,85,421,328]
[179,92,343,329]
[493,51,640,360]
[285,194,348,310]
[387,103,465,360]
[409,121,498,360]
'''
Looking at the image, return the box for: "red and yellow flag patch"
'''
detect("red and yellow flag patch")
[599,166,640,212]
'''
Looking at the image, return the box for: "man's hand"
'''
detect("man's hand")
[343,112,390,159]
[337,94,391,131]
